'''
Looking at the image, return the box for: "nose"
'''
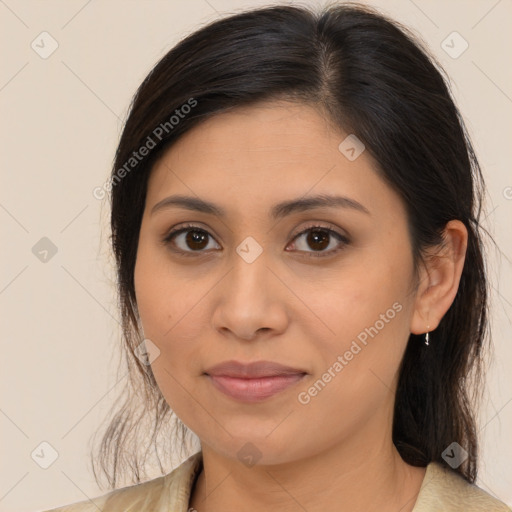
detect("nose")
[211,251,289,342]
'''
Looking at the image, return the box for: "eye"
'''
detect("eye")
[162,222,350,258]
[287,224,350,257]
[162,223,221,256]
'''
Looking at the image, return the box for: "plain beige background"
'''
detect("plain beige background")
[1,0,511,510]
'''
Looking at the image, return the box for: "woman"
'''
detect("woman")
[42,2,510,511]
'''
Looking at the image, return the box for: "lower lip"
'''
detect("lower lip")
[207,373,306,403]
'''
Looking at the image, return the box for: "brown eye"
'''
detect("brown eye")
[163,225,221,254]
[163,223,349,259]
[289,225,349,257]
[305,229,331,251]
[184,230,209,250]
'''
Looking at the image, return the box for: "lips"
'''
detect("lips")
[204,360,307,403]
[204,360,307,378]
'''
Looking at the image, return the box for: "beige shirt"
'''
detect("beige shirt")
[40,451,510,511]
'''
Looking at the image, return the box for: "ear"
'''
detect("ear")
[411,220,468,335]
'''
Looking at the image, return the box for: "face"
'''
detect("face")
[134,101,419,465]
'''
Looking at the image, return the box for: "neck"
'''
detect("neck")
[190,425,426,512]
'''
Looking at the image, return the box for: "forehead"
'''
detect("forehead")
[145,101,404,223]
[162,101,341,166]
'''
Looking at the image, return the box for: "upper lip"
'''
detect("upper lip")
[204,360,307,378]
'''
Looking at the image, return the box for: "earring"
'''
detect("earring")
[425,325,430,346]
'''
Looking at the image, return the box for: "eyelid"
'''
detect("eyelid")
[162,221,350,257]
[289,221,348,242]
[287,222,350,257]
[161,223,221,257]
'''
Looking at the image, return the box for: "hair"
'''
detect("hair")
[91,1,489,489]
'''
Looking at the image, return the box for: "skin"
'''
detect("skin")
[134,100,467,512]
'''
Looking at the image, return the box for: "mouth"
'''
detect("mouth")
[204,360,308,403]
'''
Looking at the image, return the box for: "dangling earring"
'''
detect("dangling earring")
[425,325,430,346]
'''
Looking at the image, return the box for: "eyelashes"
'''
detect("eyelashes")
[161,222,350,259]
[162,224,220,256]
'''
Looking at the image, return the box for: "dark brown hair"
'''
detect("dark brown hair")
[91,2,489,489]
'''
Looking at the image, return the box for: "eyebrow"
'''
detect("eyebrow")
[150,193,370,219]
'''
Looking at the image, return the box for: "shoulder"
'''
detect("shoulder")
[38,451,203,512]
[413,462,511,512]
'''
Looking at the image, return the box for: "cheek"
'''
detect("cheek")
[134,258,206,355]
[135,232,192,338]
[317,259,408,330]
[292,275,411,440]
[303,251,413,386]
[134,251,209,421]
[134,240,214,386]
